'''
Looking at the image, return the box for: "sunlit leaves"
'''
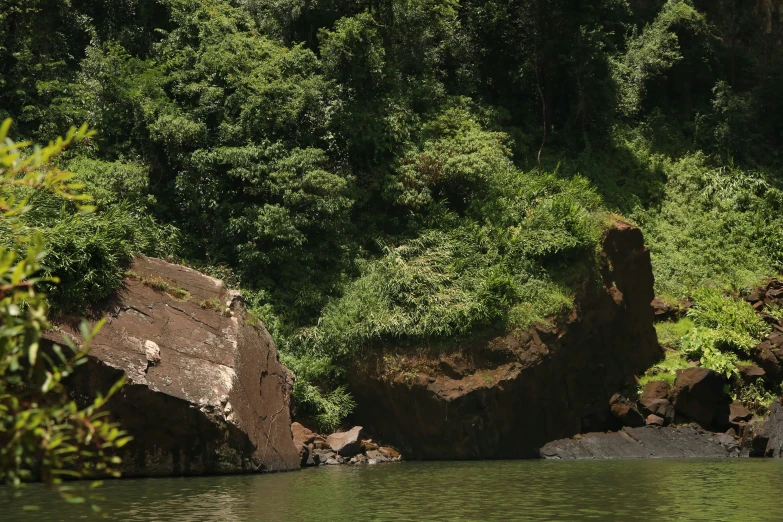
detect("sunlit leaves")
[0,120,129,504]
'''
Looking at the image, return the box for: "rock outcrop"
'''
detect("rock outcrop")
[669,368,731,429]
[754,398,783,457]
[348,221,662,459]
[54,256,300,476]
[291,423,402,465]
[540,425,741,459]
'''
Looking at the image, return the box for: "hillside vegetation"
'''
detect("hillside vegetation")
[2,0,782,429]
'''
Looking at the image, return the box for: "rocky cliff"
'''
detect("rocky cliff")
[348,222,662,459]
[52,256,300,476]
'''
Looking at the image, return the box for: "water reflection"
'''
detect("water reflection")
[3,459,783,521]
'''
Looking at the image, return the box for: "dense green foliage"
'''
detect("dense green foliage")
[0,121,129,502]
[3,0,782,428]
[644,288,777,411]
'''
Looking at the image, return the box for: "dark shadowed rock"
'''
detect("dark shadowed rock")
[312,449,336,465]
[638,398,675,425]
[651,299,675,321]
[54,256,300,476]
[326,426,364,457]
[755,398,783,457]
[540,425,740,459]
[753,340,783,381]
[294,440,310,467]
[347,222,661,459]
[670,368,728,428]
[641,380,670,400]
[379,446,401,459]
[610,394,645,427]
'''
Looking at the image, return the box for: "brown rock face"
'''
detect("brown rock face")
[347,221,662,459]
[57,256,300,476]
[291,422,318,445]
[670,368,729,429]
[641,380,670,400]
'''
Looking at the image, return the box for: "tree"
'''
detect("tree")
[0,119,129,506]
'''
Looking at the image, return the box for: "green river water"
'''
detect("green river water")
[3,459,783,521]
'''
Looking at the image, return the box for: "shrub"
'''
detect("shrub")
[0,119,130,504]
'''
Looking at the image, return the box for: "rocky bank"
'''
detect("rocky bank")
[291,423,403,466]
[542,276,783,460]
[52,256,300,476]
[52,238,783,473]
[347,221,663,459]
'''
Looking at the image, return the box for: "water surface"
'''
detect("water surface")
[3,459,783,521]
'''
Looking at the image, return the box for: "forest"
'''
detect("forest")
[2,0,782,433]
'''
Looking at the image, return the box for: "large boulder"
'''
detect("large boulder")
[670,368,728,429]
[347,222,662,459]
[54,256,300,476]
[326,426,364,457]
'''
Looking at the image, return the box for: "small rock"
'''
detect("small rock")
[641,380,670,400]
[313,449,336,465]
[378,446,401,459]
[712,432,740,453]
[367,459,378,465]
[737,364,766,384]
[752,341,783,381]
[326,426,364,457]
[768,287,783,299]
[646,414,665,426]
[352,454,368,464]
[312,439,330,450]
[729,403,753,424]
[639,398,675,425]
[363,439,379,451]
[325,457,340,465]
[366,449,390,462]
[651,298,674,320]
[609,393,645,427]
[291,422,318,445]
[294,440,310,467]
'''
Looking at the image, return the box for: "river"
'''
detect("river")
[3,459,783,521]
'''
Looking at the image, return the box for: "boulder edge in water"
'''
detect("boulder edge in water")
[53,256,300,477]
